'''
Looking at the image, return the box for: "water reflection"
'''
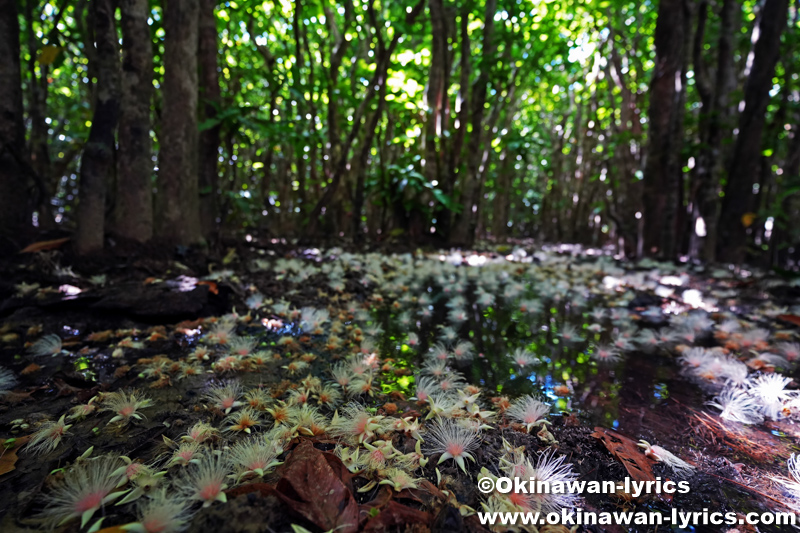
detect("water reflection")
[373,269,706,434]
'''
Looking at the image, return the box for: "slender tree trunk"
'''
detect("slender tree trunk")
[351,84,386,242]
[0,0,30,250]
[351,2,393,242]
[425,0,448,193]
[777,124,800,264]
[692,0,739,262]
[24,0,54,228]
[662,0,692,259]
[292,0,308,215]
[324,1,354,180]
[439,3,470,240]
[756,41,795,265]
[115,0,154,242]
[451,0,498,246]
[604,44,640,257]
[492,148,512,241]
[717,0,788,263]
[198,0,220,238]
[642,0,687,257]
[156,0,202,245]
[76,0,120,254]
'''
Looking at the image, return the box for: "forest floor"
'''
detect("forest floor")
[0,237,799,532]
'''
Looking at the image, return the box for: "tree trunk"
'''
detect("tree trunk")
[469,67,517,242]
[604,40,641,257]
[115,0,154,242]
[76,0,120,254]
[425,0,448,193]
[198,0,221,239]
[642,0,687,257]
[492,148,512,241]
[693,0,739,262]
[0,0,30,250]
[717,0,788,263]
[777,124,800,265]
[661,0,692,259]
[324,1,354,180]
[439,3,470,240]
[451,0,498,246]
[24,0,54,228]
[352,81,387,243]
[156,0,202,245]
[292,0,307,215]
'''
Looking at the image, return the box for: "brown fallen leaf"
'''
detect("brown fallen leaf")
[19,237,70,253]
[20,363,41,375]
[777,315,800,328]
[224,482,275,499]
[52,378,83,396]
[197,280,218,294]
[0,436,31,476]
[394,479,447,507]
[270,440,359,533]
[591,427,656,484]
[86,330,115,342]
[2,391,33,403]
[175,318,205,331]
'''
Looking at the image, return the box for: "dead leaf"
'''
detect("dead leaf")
[3,391,33,403]
[224,482,275,499]
[87,330,115,342]
[20,363,41,375]
[52,378,83,396]
[19,237,70,253]
[270,440,359,533]
[591,427,655,484]
[198,281,218,294]
[359,486,394,511]
[0,436,31,476]
[777,315,800,328]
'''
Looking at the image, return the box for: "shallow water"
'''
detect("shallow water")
[374,276,706,434]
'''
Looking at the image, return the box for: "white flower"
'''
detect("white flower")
[770,453,800,497]
[748,374,795,420]
[0,366,18,394]
[506,395,550,432]
[422,418,481,473]
[707,387,763,425]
